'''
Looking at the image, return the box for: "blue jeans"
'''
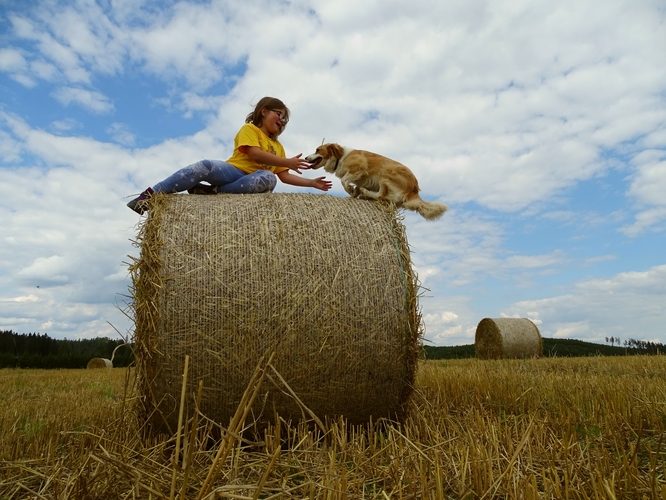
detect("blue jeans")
[151,160,277,194]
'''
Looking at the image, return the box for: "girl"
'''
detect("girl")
[127,96,332,214]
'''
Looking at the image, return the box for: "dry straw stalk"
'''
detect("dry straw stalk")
[129,192,423,433]
[475,317,543,359]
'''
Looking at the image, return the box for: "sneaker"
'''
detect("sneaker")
[127,187,154,214]
[187,183,217,195]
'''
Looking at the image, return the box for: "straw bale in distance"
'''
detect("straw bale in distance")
[475,318,543,359]
[87,357,113,369]
[130,192,422,433]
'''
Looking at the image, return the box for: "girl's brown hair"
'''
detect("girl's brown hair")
[245,96,290,138]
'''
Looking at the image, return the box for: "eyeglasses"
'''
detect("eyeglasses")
[271,109,288,124]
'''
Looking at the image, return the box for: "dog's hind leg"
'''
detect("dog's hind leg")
[357,186,381,200]
[341,178,360,197]
[357,180,390,201]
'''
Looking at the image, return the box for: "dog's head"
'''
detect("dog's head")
[305,143,345,171]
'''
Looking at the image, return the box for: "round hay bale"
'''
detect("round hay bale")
[87,357,113,369]
[475,318,543,359]
[130,193,422,433]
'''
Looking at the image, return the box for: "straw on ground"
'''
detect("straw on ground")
[1,356,665,499]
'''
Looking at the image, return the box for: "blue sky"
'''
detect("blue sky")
[0,0,664,345]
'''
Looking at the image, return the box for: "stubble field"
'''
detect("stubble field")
[1,356,665,499]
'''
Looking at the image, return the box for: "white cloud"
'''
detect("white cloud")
[621,150,666,235]
[583,255,617,266]
[505,251,567,270]
[106,123,136,146]
[424,311,459,325]
[16,255,70,284]
[0,0,664,344]
[0,129,23,162]
[30,31,89,83]
[620,207,666,237]
[10,73,37,87]
[421,295,479,345]
[49,118,81,133]
[178,92,229,119]
[0,294,39,303]
[502,264,666,340]
[0,286,129,339]
[8,5,123,84]
[125,3,242,91]
[0,47,27,72]
[51,87,115,113]
[0,47,36,87]
[404,210,569,292]
[30,59,59,81]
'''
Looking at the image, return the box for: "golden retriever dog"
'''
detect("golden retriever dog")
[305,143,448,220]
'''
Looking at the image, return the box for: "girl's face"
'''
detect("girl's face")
[259,107,287,137]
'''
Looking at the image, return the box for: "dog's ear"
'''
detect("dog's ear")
[330,143,344,159]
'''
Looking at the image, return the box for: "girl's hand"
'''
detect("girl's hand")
[275,170,332,191]
[284,154,312,174]
[312,176,333,192]
[241,146,312,173]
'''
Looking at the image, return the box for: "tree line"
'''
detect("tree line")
[4,330,662,366]
[425,337,665,360]
[0,330,133,369]
[605,336,664,354]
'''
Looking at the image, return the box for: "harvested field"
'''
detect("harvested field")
[1,356,665,499]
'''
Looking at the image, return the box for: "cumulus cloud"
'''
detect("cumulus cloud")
[0,0,664,344]
[0,129,23,162]
[621,150,666,235]
[106,123,136,146]
[502,265,666,341]
[0,47,28,73]
[404,210,567,289]
[16,255,71,284]
[0,294,39,303]
[49,118,81,134]
[421,296,479,345]
[51,87,115,113]
[0,47,36,86]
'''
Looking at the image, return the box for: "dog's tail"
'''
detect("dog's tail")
[403,196,448,220]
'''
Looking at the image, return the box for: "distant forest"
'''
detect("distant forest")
[424,337,666,360]
[0,330,133,369]
[1,330,663,368]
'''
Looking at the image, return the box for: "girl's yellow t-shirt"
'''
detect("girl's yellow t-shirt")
[226,123,288,174]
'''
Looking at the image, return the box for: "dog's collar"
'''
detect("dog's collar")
[334,158,340,171]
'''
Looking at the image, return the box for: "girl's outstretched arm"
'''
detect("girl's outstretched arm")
[240,146,311,173]
[276,171,332,191]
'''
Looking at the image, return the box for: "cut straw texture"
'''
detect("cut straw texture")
[129,192,423,433]
[86,357,113,369]
[475,318,543,360]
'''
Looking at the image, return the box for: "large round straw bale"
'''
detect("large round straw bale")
[475,318,543,359]
[130,193,422,433]
[87,357,113,369]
